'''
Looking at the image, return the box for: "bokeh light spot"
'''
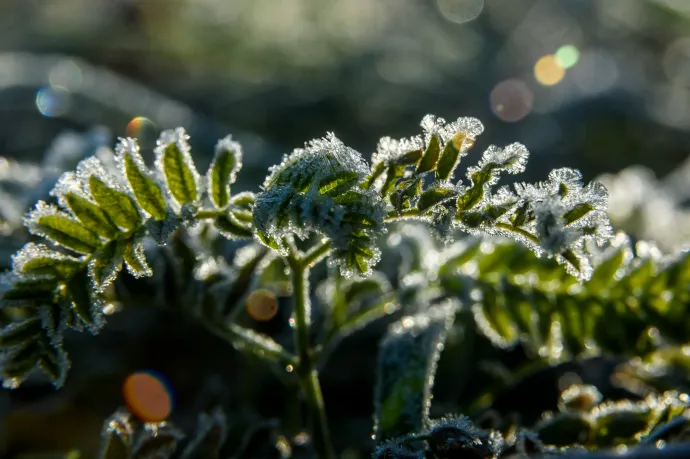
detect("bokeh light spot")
[126,116,158,149]
[48,59,83,91]
[126,116,157,137]
[246,289,279,322]
[36,86,71,117]
[534,55,566,86]
[555,45,580,69]
[490,79,533,122]
[437,0,484,24]
[123,370,173,423]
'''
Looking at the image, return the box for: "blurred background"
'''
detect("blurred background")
[1,0,690,457]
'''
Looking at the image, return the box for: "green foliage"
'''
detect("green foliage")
[4,113,690,459]
[373,300,456,441]
[435,232,690,360]
[0,130,252,387]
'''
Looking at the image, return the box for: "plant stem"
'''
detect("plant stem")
[301,239,332,268]
[288,253,336,459]
[195,208,226,219]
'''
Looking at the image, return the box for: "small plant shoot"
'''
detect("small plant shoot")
[1,114,689,459]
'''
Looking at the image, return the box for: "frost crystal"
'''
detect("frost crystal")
[11,242,82,273]
[420,114,484,148]
[254,133,386,277]
[533,197,579,254]
[374,300,457,440]
[263,132,369,190]
[154,127,202,206]
[372,135,425,165]
[212,135,243,181]
[475,142,529,176]
[50,156,131,221]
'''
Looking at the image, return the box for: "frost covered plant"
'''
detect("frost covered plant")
[0,115,617,459]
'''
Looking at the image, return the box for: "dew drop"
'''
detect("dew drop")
[288,317,296,328]
[285,365,294,373]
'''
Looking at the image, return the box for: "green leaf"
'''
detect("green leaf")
[416,135,440,174]
[334,234,380,277]
[229,191,255,209]
[123,237,152,278]
[89,239,125,289]
[215,214,253,239]
[65,269,102,328]
[35,215,102,254]
[0,317,42,348]
[223,323,295,366]
[64,193,120,239]
[391,178,422,214]
[256,232,282,252]
[436,133,464,181]
[456,184,484,212]
[362,162,386,190]
[89,176,142,230]
[1,276,58,301]
[510,203,530,228]
[38,343,69,388]
[319,171,360,197]
[374,301,456,441]
[563,203,594,226]
[394,148,424,166]
[381,164,404,198]
[161,142,198,205]
[123,153,167,221]
[19,256,83,279]
[1,340,40,380]
[417,186,459,213]
[208,148,240,208]
[587,248,627,293]
[472,285,519,348]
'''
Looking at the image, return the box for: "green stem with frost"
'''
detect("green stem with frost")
[287,249,336,459]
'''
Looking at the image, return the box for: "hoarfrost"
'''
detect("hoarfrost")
[11,242,82,273]
[420,115,484,148]
[208,135,243,190]
[372,135,425,165]
[263,132,369,190]
[154,127,202,207]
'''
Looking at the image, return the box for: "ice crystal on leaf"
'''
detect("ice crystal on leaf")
[154,127,202,209]
[254,133,386,278]
[372,136,425,167]
[0,125,254,389]
[419,115,484,150]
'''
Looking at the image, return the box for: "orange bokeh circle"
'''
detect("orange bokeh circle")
[246,289,279,322]
[123,371,173,423]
